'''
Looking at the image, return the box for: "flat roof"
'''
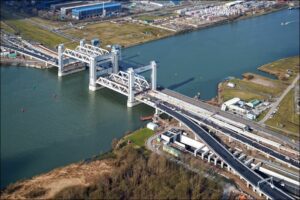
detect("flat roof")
[163,131,175,138]
[72,2,121,13]
[223,97,240,106]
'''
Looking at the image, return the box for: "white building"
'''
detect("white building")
[227,82,235,88]
[221,97,240,111]
[147,122,158,131]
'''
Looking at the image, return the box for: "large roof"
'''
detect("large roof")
[72,2,121,13]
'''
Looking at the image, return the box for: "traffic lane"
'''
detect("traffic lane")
[260,182,293,200]
[181,109,300,168]
[157,104,262,185]
[2,44,54,61]
[158,104,293,200]
[161,89,299,150]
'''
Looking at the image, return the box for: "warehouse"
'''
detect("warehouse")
[72,2,121,20]
[61,2,103,18]
[51,1,84,10]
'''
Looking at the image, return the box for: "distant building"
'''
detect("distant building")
[246,99,261,108]
[161,131,176,142]
[221,97,240,111]
[72,2,121,20]
[50,1,84,10]
[225,0,243,8]
[146,122,158,131]
[227,82,235,88]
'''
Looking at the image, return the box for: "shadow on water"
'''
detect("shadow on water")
[167,77,195,90]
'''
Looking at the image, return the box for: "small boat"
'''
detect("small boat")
[140,115,153,121]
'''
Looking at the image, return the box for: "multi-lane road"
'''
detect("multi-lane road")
[180,109,300,169]
[162,89,300,151]
[156,103,294,200]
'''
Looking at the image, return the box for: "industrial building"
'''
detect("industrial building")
[72,2,122,20]
[221,97,268,120]
[60,2,105,18]
[51,1,86,10]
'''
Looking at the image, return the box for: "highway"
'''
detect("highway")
[161,89,300,151]
[1,44,57,66]
[180,109,300,169]
[156,103,294,200]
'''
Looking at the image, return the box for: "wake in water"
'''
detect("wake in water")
[281,20,298,26]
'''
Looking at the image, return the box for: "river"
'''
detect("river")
[1,9,299,188]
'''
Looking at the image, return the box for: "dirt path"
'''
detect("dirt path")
[259,74,299,124]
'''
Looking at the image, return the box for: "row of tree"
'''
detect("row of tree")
[55,146,222,199]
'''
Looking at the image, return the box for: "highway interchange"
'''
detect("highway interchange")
[156,103,294,200]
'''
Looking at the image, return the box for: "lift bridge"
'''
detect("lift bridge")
[57,41,298,200]
[58,40,157,107]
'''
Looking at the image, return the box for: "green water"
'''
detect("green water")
[1,9,299,188]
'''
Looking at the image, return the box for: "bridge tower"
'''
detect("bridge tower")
[111,47,119,73]
[151,60,157,90]
[58,44,64,77]
[89,56,97,91]
[127,68,136,107]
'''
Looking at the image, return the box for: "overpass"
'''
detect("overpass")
[155,103,294,200]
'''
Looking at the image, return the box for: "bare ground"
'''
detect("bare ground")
[1,160,112,200]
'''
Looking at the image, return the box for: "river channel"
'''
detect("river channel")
[1,9,299,188]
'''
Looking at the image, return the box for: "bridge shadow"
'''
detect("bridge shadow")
[167,77,195,90]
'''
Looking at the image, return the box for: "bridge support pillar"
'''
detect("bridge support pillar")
[208,153,214,163]
[112,48,119,73]
[155,108,161,115]
[227,166,231,172]
[127,68,137,107]
[214,157,218,166]
[246,182,250,188]
[221,161,224,168]
[89,57,98,91]
[80,39,85,47]
[151,61,157,90]
[58,44,64,77]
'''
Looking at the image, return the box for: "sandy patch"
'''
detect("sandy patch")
[1,160,112,200]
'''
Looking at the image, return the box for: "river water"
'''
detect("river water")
[1,9,299,188]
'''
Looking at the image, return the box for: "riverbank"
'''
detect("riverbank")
[115,4,288,49]
[0,5,288,71]
[1,3,288,51]
[217,56,300,138]
[0,128,225,200]
[0,58,51,69]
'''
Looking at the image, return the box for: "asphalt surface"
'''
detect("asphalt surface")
[260,74,300,124]
[162,89,300,151]
[1,44,57,64]
[183,110,300,169]
[157,103,294,200]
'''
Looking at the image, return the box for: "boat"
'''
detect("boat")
[140,115,153,121]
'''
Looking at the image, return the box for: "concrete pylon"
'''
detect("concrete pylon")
[58,44,64,77]
[151,61,157,90]
[112,49,119,73]
[89,57,97,91]
[127,68,136,107]
[80,39,85,47]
